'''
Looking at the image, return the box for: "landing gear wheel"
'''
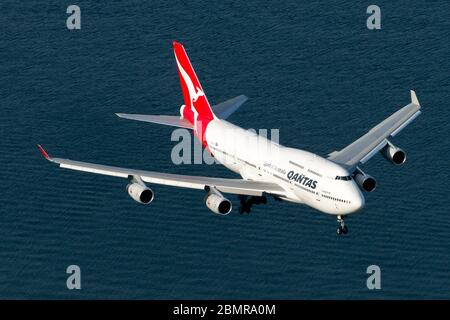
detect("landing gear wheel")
[336,215,347,236]
[342,225,348,234]
[238,195,248,214]
[238,203,251,214]
[238,195,260,214]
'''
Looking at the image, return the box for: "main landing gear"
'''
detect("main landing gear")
[336,215,348,235]
[238,195,267,214]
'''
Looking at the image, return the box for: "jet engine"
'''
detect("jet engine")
[126,181,154,204]
[204,187,232,215]
[381,141,406,165]
[354,170,376,192]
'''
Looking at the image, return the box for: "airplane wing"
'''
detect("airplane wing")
[327,90,421,168]
[37,145,287,197]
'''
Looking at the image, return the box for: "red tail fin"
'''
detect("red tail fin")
[173,41,215,129]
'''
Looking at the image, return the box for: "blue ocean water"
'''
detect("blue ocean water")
[0,0,449,299]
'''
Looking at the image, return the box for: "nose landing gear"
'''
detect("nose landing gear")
[238,195,267,214]
[336,215,348,235]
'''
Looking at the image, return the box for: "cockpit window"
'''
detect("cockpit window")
[335,176,352,181]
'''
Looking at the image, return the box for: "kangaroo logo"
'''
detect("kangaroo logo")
[175,56,205,128]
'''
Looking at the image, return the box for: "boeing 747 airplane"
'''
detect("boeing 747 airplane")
[38,42,421,235]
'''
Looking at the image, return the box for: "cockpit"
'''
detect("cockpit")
[335,175,352,181]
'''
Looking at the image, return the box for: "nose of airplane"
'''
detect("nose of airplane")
[350,190,365,213]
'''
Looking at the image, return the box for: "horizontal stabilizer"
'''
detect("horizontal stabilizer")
[116,114,193,129]
[211,95,248,119]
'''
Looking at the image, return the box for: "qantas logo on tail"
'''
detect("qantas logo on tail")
[175,56,205,104]
[175,55,203,127]
[173,41,215,133]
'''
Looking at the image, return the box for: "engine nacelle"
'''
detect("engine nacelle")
[204,188,232,215]
[354,172,377,192]
[127,182,154,204]
[381,141,406,165]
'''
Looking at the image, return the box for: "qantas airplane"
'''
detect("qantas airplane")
[38,41,421,235]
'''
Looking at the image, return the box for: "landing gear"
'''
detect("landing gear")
[238,195,249,214]
[238,195,267,214]
[336,216,348,235]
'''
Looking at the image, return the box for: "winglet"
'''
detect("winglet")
[37,144,51,161]
[410,90,420,106]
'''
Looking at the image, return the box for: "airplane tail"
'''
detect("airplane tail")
[173,41,216,128]
[117,43,246,134]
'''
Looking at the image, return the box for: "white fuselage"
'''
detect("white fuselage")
[205,119,365,216]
